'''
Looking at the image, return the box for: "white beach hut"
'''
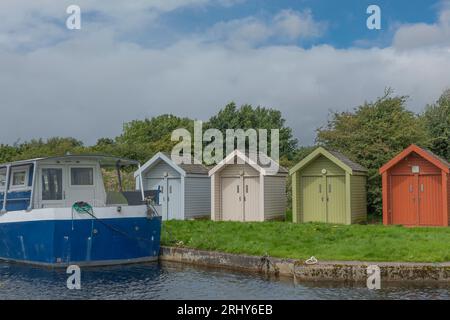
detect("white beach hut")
[135,152,210,220]
[209,150,288,222]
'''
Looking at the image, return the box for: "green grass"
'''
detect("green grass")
[162,220,450,263]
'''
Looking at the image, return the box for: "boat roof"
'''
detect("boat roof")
[0,154,140,168]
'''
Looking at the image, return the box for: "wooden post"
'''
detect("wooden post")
[210,175,215,221]
[345,172,352,225]
[382,172,388,225]
[442,172,449,227]
[292,172,297,223]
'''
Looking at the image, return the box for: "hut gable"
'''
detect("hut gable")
[290,147,368,176]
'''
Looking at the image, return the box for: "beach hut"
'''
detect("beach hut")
[379,144,449,227]
[134,152,210,220]
[289,147,368,224]
[209,150,288,221]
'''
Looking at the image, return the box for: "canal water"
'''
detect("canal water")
[0,262,448,300]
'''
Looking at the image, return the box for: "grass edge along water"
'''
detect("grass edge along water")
[162,220,450,263]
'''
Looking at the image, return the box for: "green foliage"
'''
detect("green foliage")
[162,220,450,262]
[1,137,85,163]
[101,169,135,192]
[422,90,450,161]
[316,89,430,215]
[0,144,20,163]
[206,102,298,160]
[90,114,195,162]
[118,114,193,145]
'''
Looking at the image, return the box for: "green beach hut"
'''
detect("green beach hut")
[289,147,368,225]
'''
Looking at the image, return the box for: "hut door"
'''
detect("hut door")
[391,175,417,225]
[418,175,442,226]
[302,176,326,222]
[167,178,182,220]
[243,177,259,221]
[221,177,243,220]
[326,176,346,224]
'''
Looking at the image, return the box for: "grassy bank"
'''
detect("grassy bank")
[161,220,450,263]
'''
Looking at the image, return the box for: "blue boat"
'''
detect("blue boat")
[0,155,161,267]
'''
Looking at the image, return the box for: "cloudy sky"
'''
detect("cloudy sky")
[1,0,450,146]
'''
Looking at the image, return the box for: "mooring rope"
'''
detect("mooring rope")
[71,201,155,244]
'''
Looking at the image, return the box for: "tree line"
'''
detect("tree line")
[1,89,449,216]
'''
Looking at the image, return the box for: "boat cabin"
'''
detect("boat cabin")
[0,155,149,212]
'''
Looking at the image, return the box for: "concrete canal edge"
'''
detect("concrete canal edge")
[159,246,450,283]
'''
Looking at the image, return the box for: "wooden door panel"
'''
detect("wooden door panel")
[221,177,243,221]
[244,177,259,221]
[167,178,182,220]
[391,175,416,225]
[302,176,326,222]
[326,176,346,224]
[419,175,442,226]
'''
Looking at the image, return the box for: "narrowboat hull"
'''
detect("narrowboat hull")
[0,206,161,267]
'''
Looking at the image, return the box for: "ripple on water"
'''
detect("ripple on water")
[0,262,448,300]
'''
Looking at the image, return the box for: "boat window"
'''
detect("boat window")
[71,168,94,186]
[42,168,63,200]
[10,169,28,188]
[0,169,6,190]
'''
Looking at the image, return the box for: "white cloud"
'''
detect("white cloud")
[0,0,229,51]
[273,9,326,40]
[208,17,272,46]
[393,8,450,49]
[207,9,325,47]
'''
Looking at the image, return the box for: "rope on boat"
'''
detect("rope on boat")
[71,201,155,244]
